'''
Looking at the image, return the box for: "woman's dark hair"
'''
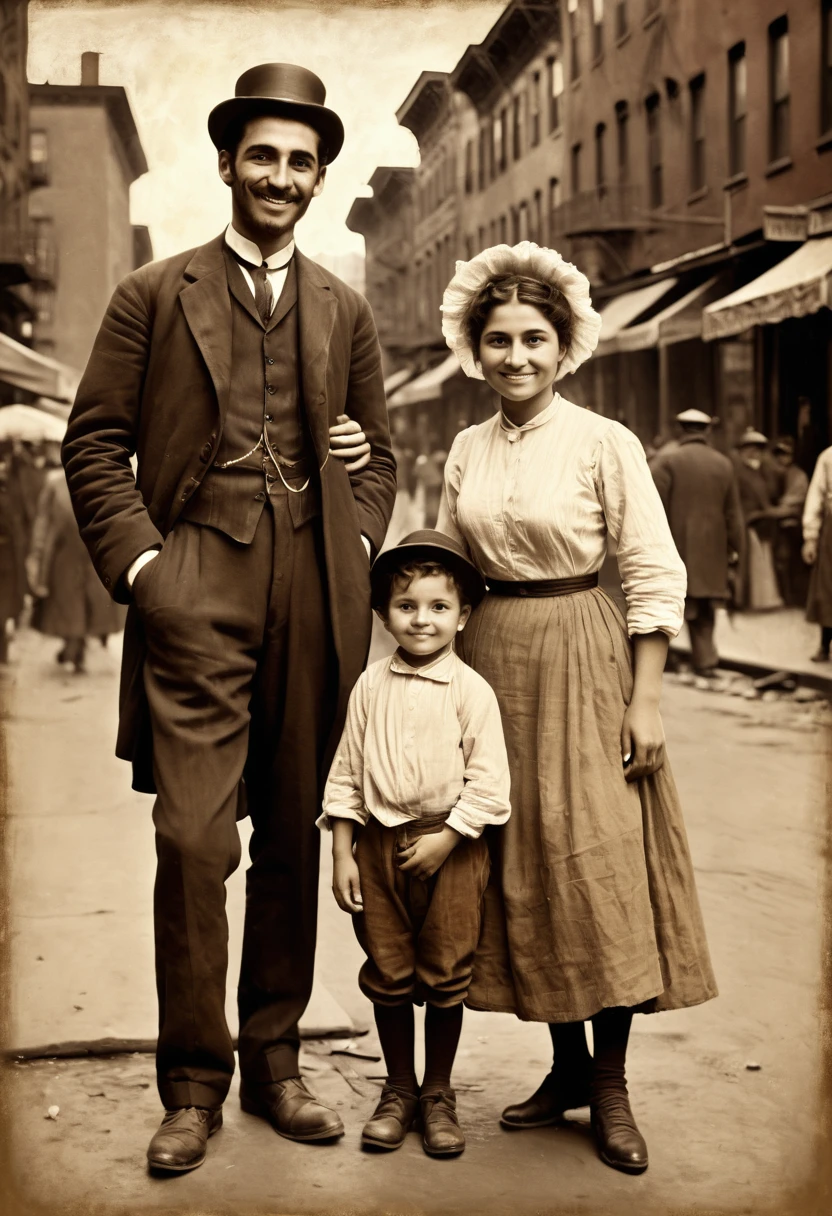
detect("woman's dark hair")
[463,274,573,355]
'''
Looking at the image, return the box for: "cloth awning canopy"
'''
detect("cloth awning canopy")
[388,352,461,408]
[0,332,80,402]
[611,277,720,353]
[383,365,415,395]
[596,278,678,356]
[0,402,67,443]
[703,236,832,341]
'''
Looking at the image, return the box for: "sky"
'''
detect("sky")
[28,0,505,260]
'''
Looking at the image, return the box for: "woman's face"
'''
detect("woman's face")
[477,298,565,407]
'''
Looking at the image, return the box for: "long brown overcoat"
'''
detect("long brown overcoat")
[62,235,396,793]
[651,434,744,600]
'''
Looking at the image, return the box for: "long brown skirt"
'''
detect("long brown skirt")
[458,587,718,1023]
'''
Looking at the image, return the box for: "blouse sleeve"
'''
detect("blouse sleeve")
[436,425,476,548]
[595,424,687,638]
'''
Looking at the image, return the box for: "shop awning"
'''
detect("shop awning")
[0,403,67,443]
[388,353,461,408]
[596,278,678,356]
[612,277,720,353]
[0,332,80,402]
[703,236,832,341]
[383,366,415,395]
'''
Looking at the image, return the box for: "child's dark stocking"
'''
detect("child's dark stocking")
[422,1002,464,1090]
[374,1003,417,1092]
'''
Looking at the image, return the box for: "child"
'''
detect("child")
[319,529,510,1156]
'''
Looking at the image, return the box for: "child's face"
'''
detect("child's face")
[379,572,471,665]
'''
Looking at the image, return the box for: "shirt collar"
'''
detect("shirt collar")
[389,647,456,683]
[225,223,295,271]
[500,392,562,434]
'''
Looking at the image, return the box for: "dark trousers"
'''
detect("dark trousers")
[136,496,335,1109]
[685,597,719,673]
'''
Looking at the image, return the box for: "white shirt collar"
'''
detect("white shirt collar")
[225,223,295,271]
[389,647,456,683]
[500,392,562,434]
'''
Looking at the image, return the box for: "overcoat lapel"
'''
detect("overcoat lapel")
[179,234,233,422]
[295,250,338,464]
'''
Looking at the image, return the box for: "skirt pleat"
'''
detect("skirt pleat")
[458,587,718,1022]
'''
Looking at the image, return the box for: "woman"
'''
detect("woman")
[27,463,124,673]
[436,243,717,1175]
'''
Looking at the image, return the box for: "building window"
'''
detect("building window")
[530,71,541,146]
[592,0,604,60]
[511,206,520,244]
[31,216,55,282]
[465,235,474,260]
[533,189,543,241]
[689,73,706,192]
[824,0,832,134]
[29,130,49,187]
[568,0,580,80]
[512,94,523,161]
[478,126,488,190]
[547,53,565,130]
[499,214,508,243]
[519,201,530,241]
[464,140,474,194]
[769,16,790,162]
[571,142,583,193]
[500,107,509,171]
[615,100,629,181]
[616,1,628,39]
[728,42,747,176]
[645,92,662,207]
[489,219,497,246]
[477,225,486,251]
[548,176,562,240]
[594,122,607,191]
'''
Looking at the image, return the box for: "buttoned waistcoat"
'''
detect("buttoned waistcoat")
[62,234,397,793]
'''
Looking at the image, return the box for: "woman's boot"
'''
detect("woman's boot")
[590,1007,648,1174]
[501,1020,593,1129]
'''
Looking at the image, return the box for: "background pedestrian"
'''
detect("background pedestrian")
[652,409,744,676]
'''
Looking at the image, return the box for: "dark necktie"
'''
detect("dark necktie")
[253,263,273,326]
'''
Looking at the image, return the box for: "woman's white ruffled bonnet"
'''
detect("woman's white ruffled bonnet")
[440,242,602,381]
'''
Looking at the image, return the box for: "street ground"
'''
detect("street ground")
[1,624,830,1216]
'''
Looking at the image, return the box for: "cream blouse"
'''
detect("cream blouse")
[436,394,686,637]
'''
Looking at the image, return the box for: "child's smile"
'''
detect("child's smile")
[380,572,471,667]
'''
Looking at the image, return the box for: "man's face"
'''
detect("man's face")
[218,115,326,250]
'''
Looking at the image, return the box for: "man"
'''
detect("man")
[652,409,743,676]
[802,442,832,661]
[62,63,396,1171]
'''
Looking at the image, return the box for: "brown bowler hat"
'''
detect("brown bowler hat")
[208,63,344,163]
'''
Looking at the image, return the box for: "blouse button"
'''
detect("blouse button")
[507,432,519,444]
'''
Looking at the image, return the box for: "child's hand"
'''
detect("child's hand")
[397,826,461,880]
[332,851,363,914]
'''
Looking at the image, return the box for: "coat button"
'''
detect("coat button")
[255,492,266,502]
[266,357,275,365]
[265,413,273,423]
[104,575,111,587]
[267,384,276,395]
[200,442,212,462]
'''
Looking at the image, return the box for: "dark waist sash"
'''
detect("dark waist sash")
[486,572,599,598]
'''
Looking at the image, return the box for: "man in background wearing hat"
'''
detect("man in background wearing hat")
[652,410,744,676]
[62,64,396,1170]
[732,428,784,611]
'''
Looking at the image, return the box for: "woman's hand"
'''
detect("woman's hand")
[397,826,461,880]
[329,414,371,472]
[621,698,666,782]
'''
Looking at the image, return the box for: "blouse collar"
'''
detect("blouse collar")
[500,392,562,434]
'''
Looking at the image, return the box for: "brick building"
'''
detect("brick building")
[0,0,33,382]
[28,52,150,372]
[556,0,832,450]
